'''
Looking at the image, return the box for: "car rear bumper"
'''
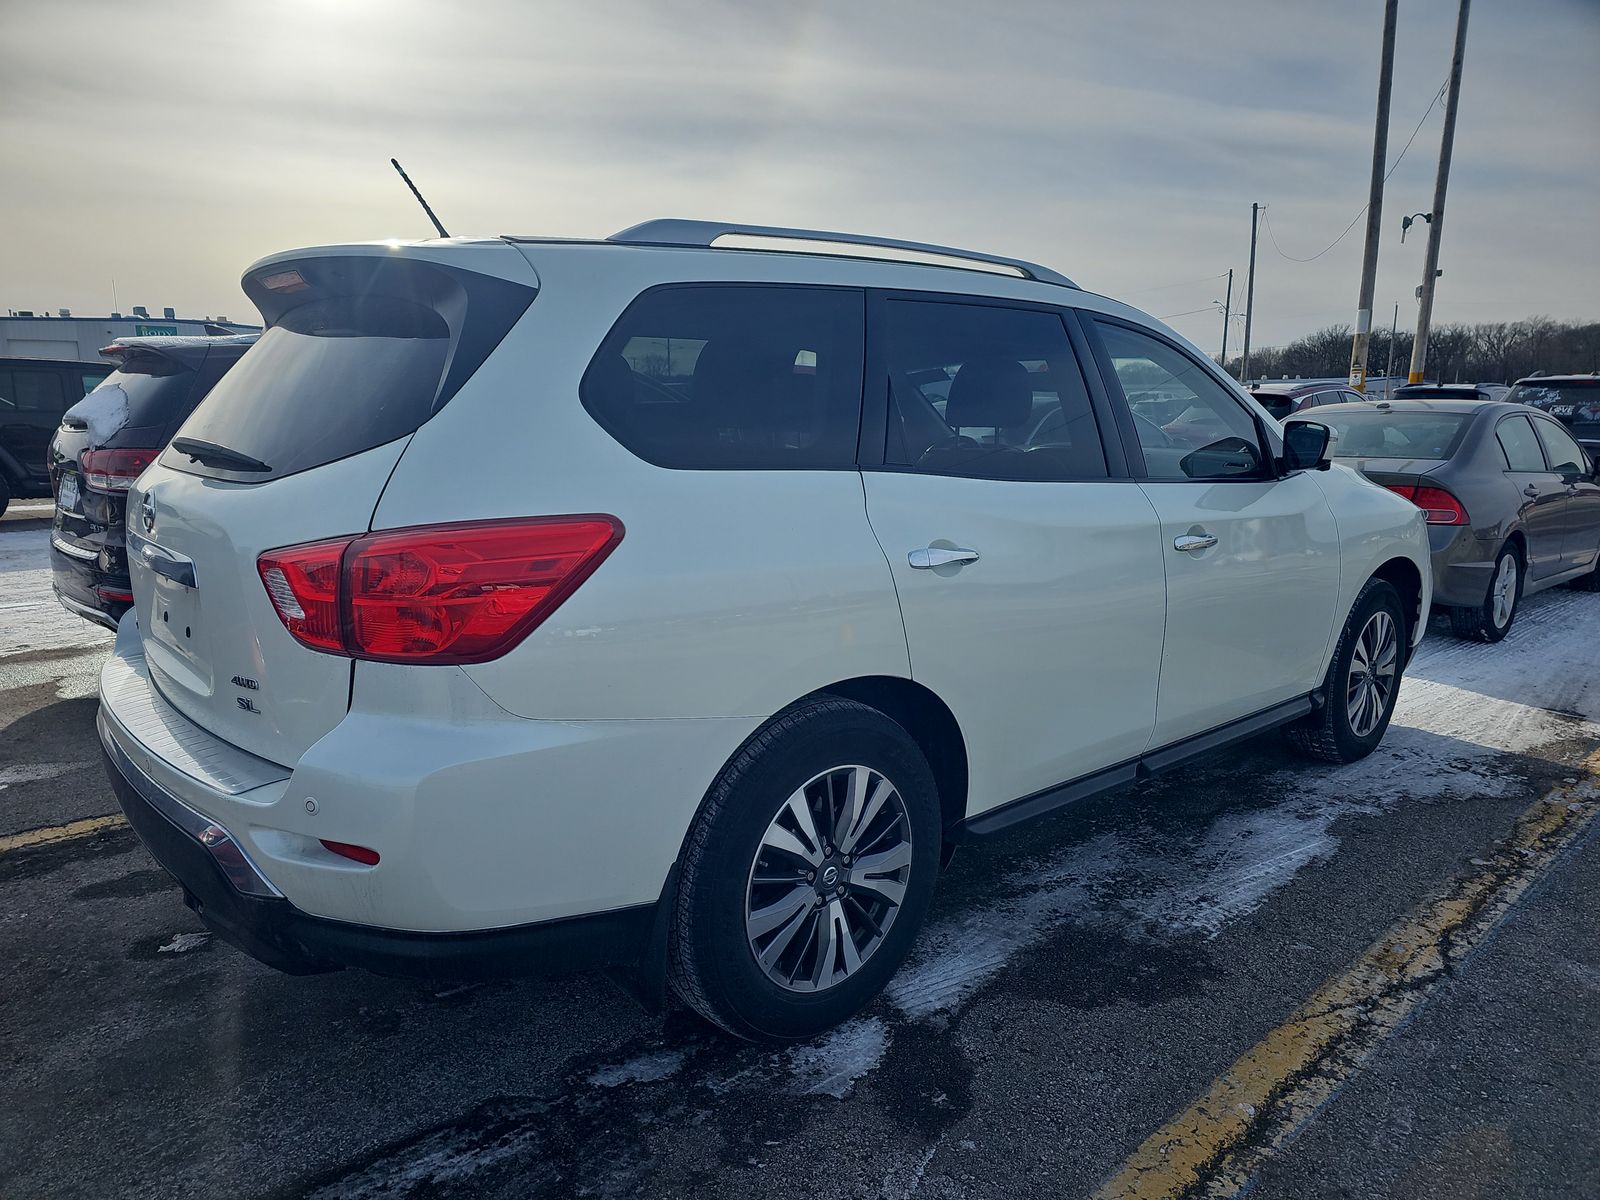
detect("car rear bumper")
[50,534,131,628]
[1428,525,1502,608]
[97,611,754,978]
[99,717,657,980]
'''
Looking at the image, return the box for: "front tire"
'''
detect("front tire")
[668,697,940,1042]
[1447,543,1521,642]
[1286,577,1406,764]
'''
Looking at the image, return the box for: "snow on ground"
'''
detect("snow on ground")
[0,526,113,659]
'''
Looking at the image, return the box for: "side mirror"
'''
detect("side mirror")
[1556,461,1584,485]
[1179,436,1264,480]
[1282,421,1334,472]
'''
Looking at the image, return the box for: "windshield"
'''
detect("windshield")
[1309,410,1472,459]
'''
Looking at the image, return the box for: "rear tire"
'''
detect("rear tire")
[668,697,940,1043]
[1447,543,1521,642]
[1285,577,1406,764]
[0,473,11,519]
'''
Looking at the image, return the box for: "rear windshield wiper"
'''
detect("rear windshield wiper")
[171,437,272,473]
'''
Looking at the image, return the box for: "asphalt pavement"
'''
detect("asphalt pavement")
[2,498,1597,1200]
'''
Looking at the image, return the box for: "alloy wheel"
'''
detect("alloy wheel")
[1490,554,1517,629]
[1345,609,1399,737]
[745,765,912,993]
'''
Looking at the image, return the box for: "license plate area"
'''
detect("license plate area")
[56,474,80,513]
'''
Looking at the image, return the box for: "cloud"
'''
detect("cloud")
[1,0,1594,348]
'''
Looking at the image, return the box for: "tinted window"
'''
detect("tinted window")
[1496,415,1547,472]
[76,354,195,439]
[1508,382,1600,409]
[1313,411,1470,459]
[165,257,532,483]
[1532,418,1588,474]
[7,369,67,412]
[880,301,1105,480]
[582,285,864,470]
[1095,321,1261,480]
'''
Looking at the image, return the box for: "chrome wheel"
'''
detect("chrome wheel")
[745,765,912,993]
[1345,609,1399,737]
[1490,553,1517,629]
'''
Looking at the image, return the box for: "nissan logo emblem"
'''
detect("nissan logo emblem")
[140,491,156,533]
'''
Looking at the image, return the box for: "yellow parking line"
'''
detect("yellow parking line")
[0,814,128,855]
[1095,747,1600,1200]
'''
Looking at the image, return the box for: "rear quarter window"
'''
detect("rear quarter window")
[580,284,865,470]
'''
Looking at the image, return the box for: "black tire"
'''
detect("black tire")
[1285,577,1407,764]
[0,473,11,520]
[1571,550,1600,592]
[668,696,940,1042]
[1446,542,1521,642]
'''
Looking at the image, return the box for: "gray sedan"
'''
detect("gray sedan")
[1290,400,1600,641]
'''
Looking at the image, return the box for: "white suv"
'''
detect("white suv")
[100,221,1430,1040]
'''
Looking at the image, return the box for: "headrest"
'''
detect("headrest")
[946,357,1032,429]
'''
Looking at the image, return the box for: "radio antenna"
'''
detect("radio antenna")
[390,158,451,239]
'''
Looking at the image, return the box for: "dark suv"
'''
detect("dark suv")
[50,335,256,627]
[1251,380,1367,421]
[1508,374,1600,457]
[1,358,112,515]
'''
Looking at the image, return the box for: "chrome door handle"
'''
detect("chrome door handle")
[908,546,980,569]
[1523,484,1540,498]
[1173,534,1218,553]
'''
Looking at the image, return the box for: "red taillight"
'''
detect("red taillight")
[257,537,347,653]
[95,587,135,603]
[1384,483,1469,525]
[257,516,624,664]
[320,839,380,866]
[82,448,158,491]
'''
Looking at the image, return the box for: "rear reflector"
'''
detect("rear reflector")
[1384,483,1470,525]
[95,587,135,603]
[320,839,380,866]
[258,515,624,664]
[83,448,159,491]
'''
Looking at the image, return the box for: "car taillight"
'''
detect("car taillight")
[1384,483,1469,525]
[257,516,623,664]
[82,448,158,491]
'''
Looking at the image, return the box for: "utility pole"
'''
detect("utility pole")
[1383,302,1399,396]
[1348,0,1398,394]
[1220,268,1234,371]
[1241,203,1260,385]
[1409,0,1471,384]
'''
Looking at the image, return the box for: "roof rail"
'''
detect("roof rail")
[607,219,1076,289]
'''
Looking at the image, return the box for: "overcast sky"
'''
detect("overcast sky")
[1,0,1595,350]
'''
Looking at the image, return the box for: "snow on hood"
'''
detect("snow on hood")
[64,380,130,447]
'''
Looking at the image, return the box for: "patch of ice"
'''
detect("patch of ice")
[157,932,212,954]
[783,1016,889,1098]
[588,1048,687,1088]
[0,762,76,786]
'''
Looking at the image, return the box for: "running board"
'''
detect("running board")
[955,695,1315,840]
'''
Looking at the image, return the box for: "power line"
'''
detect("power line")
[1121,270,1231,297]
[1157,304,1222,320]
[1262,79,1448,264]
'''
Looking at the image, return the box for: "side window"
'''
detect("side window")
[1094,320,1263,481]
[880,301,1106,481]
[1532,418,1587,475]
[1496,415,1547,472]
[81,372,110,396]
[580,285,863,470]
[10,369,67,413]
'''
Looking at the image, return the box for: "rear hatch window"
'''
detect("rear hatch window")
[1312,410,1471,459]
[162,255,535,483]
[64,353,197,446]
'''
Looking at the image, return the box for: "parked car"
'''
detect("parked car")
[1290,399,1600,641]
[49,335,257,628]
[1508,374,1600,458]
[0,357,112,516]
[1393,382,1510,402]
[99,221,1430,1041]
[1251,380,1367,421]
